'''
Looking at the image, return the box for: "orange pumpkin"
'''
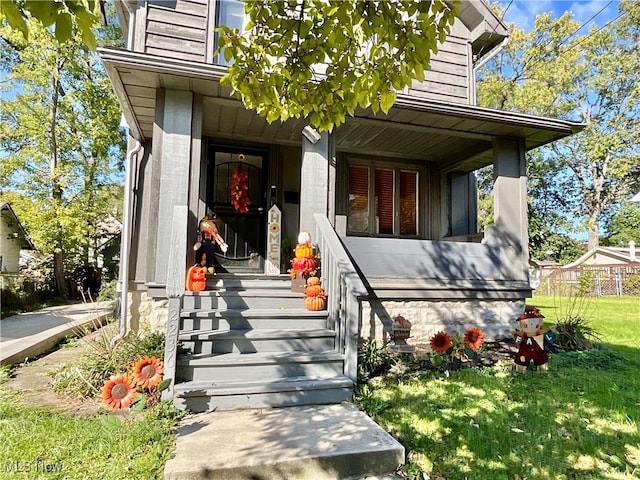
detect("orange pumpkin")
[304,295,326,311]
[294,244,314,259]
[185,265,206,291]
[305,284,323,297]
[307,277,321,286]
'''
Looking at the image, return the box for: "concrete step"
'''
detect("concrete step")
[183,289,305,310]
[180,308,328,331]
[174,375,353,412]
[176,351,345,383]
[179,328,336,354]
[163,404,405,480]
[205,273,293,290]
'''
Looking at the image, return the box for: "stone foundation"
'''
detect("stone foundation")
[361,298,524,346]
[127,291,168,334]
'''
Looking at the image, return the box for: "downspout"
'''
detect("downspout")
[112,138,142,346]
[473,37,509,73]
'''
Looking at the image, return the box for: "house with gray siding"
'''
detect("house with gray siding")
[100,0,585,414]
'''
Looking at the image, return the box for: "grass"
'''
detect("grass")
[357,295,640,480]
[0,387,181,479]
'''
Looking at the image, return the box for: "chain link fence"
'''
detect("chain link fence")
[539,264,640,297]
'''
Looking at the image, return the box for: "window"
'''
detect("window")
[347,163,419,236]
[215,0,245,65]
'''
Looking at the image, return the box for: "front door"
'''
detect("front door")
[207,146,268,273]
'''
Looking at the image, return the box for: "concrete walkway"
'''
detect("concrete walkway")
[0,302,113,366]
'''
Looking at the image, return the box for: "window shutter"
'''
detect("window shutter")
[375,169,394,234]
[399,171,417,235]
[348,166,369,233]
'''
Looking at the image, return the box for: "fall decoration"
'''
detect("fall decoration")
[430,331,452,353]
[513,305,554,373]
[291,257,316,272]
[230,157,250,213]
[132,357,165,389]
[306,276,321,286]
[294,243,314,259]
[297,231,312,244]
[101,374,137,410]
[185,265,207,291]
[390,315,413,346]
[304,295,326,311]
[304,284,323,297]
[463,328,484,351]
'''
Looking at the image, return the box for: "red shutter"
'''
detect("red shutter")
[375,169,394,234]
[399,171,417,235]
[348,166,369,233]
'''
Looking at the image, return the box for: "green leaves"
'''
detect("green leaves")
[0,0,99,49]
[217,0,458,131]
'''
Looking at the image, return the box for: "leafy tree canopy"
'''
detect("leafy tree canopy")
[602,204,640,247]
[0,0,101,48]
[217,0,458,132]
[477,1,640,249]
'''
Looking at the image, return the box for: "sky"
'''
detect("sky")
[497,0,621,31]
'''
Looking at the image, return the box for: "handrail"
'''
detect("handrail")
[162,205,188,401]
[313,213,368,382]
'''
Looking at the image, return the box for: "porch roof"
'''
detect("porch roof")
[99,48,585,173]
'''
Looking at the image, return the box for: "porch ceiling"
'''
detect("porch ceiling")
[99,48,585,172]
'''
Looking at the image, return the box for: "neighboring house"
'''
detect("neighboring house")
[100,0,585,412]
[0,202,35,289]
[562,243,638,268]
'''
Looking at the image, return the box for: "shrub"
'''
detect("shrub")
[357,337,394,382]
[553,315,600,351]
[623,274,640,296]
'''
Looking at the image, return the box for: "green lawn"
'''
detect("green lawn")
[357,295,640,480]
[0,372,180,480]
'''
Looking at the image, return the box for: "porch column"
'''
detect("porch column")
[490,137,529,279]
[153,89,195,286]
[299,130,331,234]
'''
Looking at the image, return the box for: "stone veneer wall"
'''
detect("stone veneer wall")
[127,291,168,334]
[361,298,524,347]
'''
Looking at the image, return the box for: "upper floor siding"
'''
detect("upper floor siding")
[129,0,483,105]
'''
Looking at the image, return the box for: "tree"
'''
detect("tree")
[217,0,458,132]
[0,0,101,48]
[0,12,125,297]
[477,1,640,250]
[602,204,640,247]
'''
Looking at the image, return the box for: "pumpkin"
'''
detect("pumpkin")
[305,284,323,297]
[291,257,316,271]
[304,295,326,311]
[297,231,312,244]
[307,277,321,286]
[294,244,314,259]
[185,265,206,291]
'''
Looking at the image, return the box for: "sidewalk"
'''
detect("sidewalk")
[0,302,113,366]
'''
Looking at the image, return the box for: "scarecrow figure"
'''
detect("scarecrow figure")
[513,305,555,373]
[193,215,228,271]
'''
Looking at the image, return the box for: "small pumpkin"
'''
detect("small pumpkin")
[307,277,321,286]
[185,265,206,291]
[304,295,326,311]
[291,257,316,271]
[305,284,323,297]
[297,231,312,244]
[294,244,314,259]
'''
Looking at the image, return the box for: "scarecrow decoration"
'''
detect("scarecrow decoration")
[513,305,555,373]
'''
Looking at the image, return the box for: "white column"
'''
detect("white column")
[299,130,330,234]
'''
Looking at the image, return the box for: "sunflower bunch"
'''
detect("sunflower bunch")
[429,328,486,367]
[101,357,170,412]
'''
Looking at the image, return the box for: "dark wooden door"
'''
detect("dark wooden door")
[207,148,268,273]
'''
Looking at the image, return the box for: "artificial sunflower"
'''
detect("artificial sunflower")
[101,374,137,410]
[132,357,164,388]
[464,327,484,350]
[430,331,452,353]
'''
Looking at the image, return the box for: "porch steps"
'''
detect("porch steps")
[173,274,353,412]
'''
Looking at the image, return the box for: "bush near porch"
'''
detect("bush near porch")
[356,295,640,480]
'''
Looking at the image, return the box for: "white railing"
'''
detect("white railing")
[313,214,368,382]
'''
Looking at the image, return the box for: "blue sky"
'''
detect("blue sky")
[497,0,621,31]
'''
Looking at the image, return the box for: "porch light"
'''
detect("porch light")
[302,125,321,144]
